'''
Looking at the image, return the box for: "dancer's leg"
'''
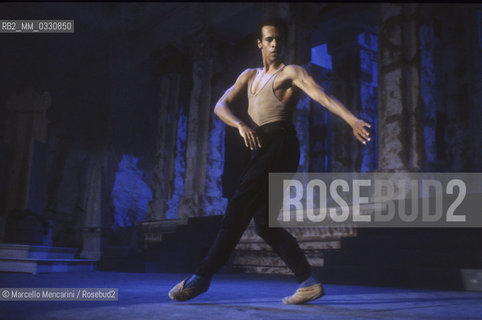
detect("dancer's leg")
[170,124,287,301]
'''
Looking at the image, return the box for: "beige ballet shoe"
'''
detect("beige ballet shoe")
[168,278,209,302]
[282,283,324,305]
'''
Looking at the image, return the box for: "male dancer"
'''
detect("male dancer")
[169,18,370,304]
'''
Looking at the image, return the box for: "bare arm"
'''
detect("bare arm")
[289,65,371,145]
[214,69,262,150]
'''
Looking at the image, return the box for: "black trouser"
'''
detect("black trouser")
[195,121,312,283]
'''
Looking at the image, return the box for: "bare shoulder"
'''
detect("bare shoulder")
[236,68,258,85]
[283,64,309,78]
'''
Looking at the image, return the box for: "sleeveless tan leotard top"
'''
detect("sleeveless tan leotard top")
[247,66,294,127]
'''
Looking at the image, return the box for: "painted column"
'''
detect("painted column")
[148,72,182,220]
[1,89,50,242]
[377,4,424,171]
[178,33,215,218]
[2,89,51,214]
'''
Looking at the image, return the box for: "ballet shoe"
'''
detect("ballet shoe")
[168,277,210,302]
[282,283,324,305]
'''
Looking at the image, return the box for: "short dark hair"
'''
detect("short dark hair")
[257,17,288,41]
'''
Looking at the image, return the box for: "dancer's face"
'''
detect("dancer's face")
[257,26,285,62]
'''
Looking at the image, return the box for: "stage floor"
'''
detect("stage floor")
[0,272,481,320]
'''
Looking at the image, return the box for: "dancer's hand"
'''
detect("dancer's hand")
[237,122,262,150]
[351,119,371,145]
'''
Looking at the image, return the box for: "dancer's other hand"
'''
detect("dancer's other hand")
[237,122,262,150]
